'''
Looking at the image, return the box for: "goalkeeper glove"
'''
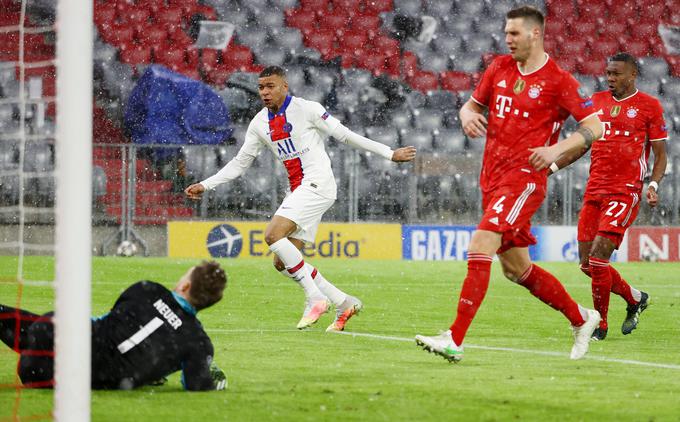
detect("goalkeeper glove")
[210,363,227,391]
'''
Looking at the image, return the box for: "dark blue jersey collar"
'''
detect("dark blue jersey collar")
[268,95,292,120]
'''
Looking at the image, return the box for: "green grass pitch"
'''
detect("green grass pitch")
[1,256,679,420]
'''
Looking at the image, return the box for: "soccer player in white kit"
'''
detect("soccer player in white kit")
[185,66,416,331]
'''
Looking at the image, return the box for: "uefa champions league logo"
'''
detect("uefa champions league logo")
[206,224,243,258]
[561,236,579,262]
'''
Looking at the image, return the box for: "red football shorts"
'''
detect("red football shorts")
[478,181,546,254]
[577,192,641,247]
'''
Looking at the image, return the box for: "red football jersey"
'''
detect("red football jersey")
[471,54,597,193]
[586,90,668,195]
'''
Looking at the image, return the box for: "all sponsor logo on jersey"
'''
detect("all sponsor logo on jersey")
[528,84,542,99]
[610,105,621,117]
[626,107,638,118]
[206,224,243,258]
[513,78,526,95]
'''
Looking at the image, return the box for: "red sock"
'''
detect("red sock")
[589,257,612,329]
[609,266,636,305]
[519,264,585,326]
[449,253,493,346]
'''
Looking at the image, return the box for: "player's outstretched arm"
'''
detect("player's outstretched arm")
[331,123,416,162]
[646,140,668,207]
[184,183,206,200]
[459,99,487,138]
[528,114,603,171]
[392,146,417,162]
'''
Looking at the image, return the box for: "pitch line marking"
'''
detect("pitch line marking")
[333,331,680,370]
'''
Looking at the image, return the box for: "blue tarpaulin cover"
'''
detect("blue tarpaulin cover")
[124,65,232,147]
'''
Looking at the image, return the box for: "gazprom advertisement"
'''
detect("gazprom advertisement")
[402,225,627,262]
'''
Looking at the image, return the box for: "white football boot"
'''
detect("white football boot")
[296,298,330,329]
[570,309,601,360]
[415,330,464,363]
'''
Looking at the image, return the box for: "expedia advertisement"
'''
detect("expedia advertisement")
[167,221,402,259]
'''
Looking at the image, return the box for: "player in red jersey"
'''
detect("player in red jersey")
[415,6,604,362]
[547,53,668,340]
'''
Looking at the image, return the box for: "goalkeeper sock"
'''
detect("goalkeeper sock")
[519,264,585,326]
[608,266,640,305]
[450,253,492,346]
[306,264,347,306]
[589,257,612,329]
[270,239,325,301]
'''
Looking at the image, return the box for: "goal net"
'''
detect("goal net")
[0,0,92,420]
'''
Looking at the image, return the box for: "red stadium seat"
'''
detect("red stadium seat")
[577,60,607,76]
[101,24,136,47]
[185,46,199,67]
[360,53,388,75]
[332,0,362,11]
[638,3,666,21]
[350,14,382,39]
[341,33,368,54]
[577,1,607,18]
[649,36,667,56]
[573,20,598,41]
[546,0,576,16]
[385,54,400,76]
[200,48,219,72]
[560,39,588,55]
[221,45,254,71]
[598,21,628,40]
[136,25,168,46]
[304,30,337,58]
[402,51,418,78]
[285,9,317,33]
[136,0,166,14]
[621,38,651,56]
[120,46,152,65]
[300,0,330,12]
[123,7,151,26]
[607,2,638,22]
[588,38,620,59]
[372,35,400,58]
[633,19,660,40]
[440,71,472,92]
[168,28,193,46]
[317,12,350,35]
[408,71,439,93]
[94,6,116,28]
[154,7,183,25]
[206,65,232,87]
[176,65,200,80]
[556,55,579,73]
[364,0,393,15]
[154,47,186,70]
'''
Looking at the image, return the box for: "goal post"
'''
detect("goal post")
[54,0,93,420]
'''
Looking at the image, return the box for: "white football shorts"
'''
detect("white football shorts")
[274,186,335,244]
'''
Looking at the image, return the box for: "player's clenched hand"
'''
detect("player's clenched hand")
[460,111,487,138]
[646,186,659,207]
[392,146,417,162]
[184,183,205,200]
[528,146,559,171]
[210,363,227,391]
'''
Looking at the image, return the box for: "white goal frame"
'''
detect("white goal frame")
[54,0,92,420]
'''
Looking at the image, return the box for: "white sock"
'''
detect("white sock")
[305,263,347,306]
[577,304,589,322]
[630,287,642,302]
[270,238,325,300]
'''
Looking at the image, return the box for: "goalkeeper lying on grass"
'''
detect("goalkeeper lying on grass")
[0,261,228,391]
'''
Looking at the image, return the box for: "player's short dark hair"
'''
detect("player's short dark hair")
[189,261,227,311]
[259,66,287,79]
[608,52,639,73]
[507,6,545,29]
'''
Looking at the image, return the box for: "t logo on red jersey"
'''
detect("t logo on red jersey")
[495,95,513,118]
